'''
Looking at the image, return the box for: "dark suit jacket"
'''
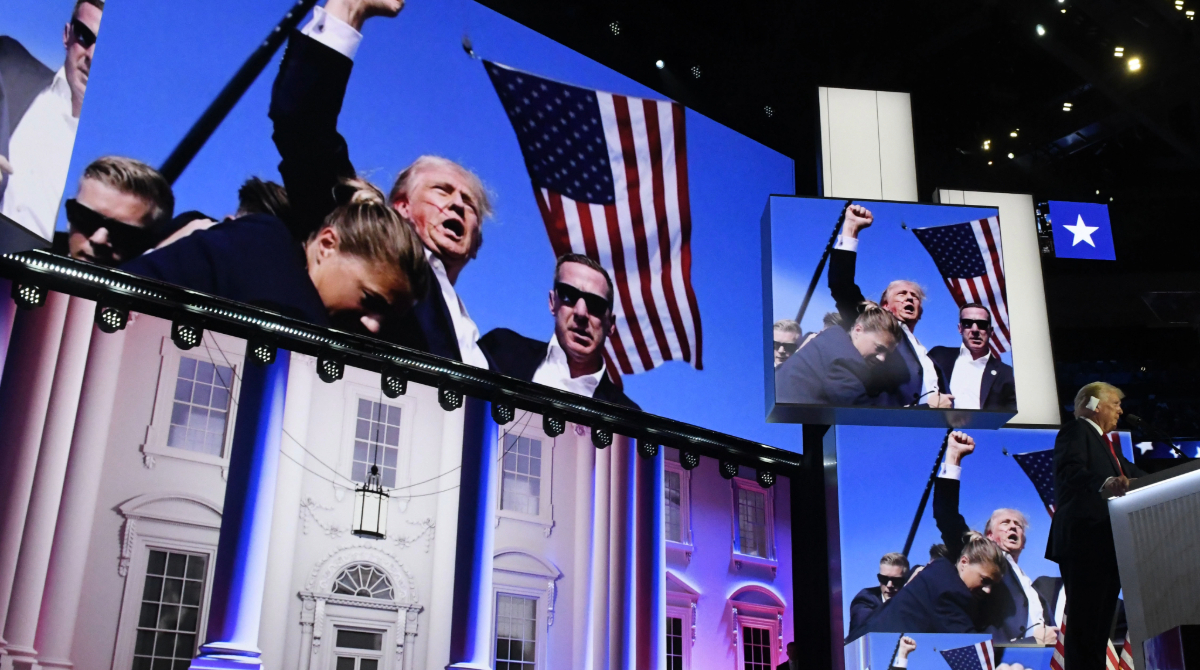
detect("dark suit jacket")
[1046,418,1146,563]
[933,476,1049,640]
[0,37,54,202]
[849,586,885,631]
[478,328,639,410]
[848,558,983,640]
[828,248,945,406]
[270,30,468,362]
[774,326,879,406]
[927,346,1016,410]
[121,214,329,326]
[1032,575,1062,627]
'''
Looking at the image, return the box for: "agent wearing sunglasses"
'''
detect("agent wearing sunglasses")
[480,254,638,410]
[0,0,104,240]
[64,156,174,266]
[848,552,910,631]
[773,319,801,368]
[927,304,1016,411]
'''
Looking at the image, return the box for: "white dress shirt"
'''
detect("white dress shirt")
[835,235,941,404]
[949,345,991,410]
[300,14,489,369]
[426,250,490,369]
[531,336,605,397]
[1,68,78,240]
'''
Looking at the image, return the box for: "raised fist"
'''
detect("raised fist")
[326,0,406,30]
[897,636,917,658]
[841,204,874,239]
[946,430,975,465]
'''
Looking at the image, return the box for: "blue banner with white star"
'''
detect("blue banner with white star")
[1049,201,1116,260]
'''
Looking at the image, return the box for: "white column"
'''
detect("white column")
[1,297,94,670]
[571,435,597,670]
[33,320,128,669]
[608,435,635,670]
[257,354,315,667]
[0,292,70,654]
[933,189,1060,426]
[425,402,466,670]
[818,87,918,202]
[590,443,611,670]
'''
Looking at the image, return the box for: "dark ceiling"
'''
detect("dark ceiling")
[481,0,1200,429]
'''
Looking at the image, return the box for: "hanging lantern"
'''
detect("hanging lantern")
[352,464,389,539]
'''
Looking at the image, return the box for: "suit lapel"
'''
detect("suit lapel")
[978,357,998,406]
[1082,419,1121,476]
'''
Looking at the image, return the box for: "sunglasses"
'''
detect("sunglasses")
[65,199,155,255]
[774,340,799,355]
[960,318,992,331]
[878,573,908,587]
[70,19,97,49]
[554,282,611,316]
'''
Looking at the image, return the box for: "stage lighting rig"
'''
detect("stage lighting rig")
[317,355,344,383]
[11,282,46,310]
[491,400,515,425]
[636,440,657,458]
[381,367,407,398]
[542,413,566,437]
[171,321,204,350]
[593,427,614,449]
[95,302,128,334]
[438,383,463,411]
[655,59,664,69]
[680,450,700,470]
[756,469,775,489]
[247,337,276,365]
[718,459,739,480]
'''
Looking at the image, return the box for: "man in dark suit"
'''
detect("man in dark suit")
[849,552,910,631]
[1,0,102,239]
[1046,382,1146,670]
[776,641,799,670]
[828,204,951,408]
[270,0,493,367]
[775,302,902,406]
[847,532,1006,641]
[927,304,1016,411]
[479,254,638,410]
[934,431,1057,643]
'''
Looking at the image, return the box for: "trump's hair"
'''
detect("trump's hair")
[879,552,910,571]
[1073,381,1124,417]
[959,531,1008,573]
[880,280,927,318]
[388,155,493,221]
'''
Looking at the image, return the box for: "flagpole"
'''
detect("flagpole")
[794,200,853,325]
[901,428,954,558]
[158,0,320,184]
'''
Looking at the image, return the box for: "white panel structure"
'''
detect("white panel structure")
[1109,463,1200,670]
[935,189,1060,426]
[819,87,918,202]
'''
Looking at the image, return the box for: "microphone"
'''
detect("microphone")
[1124,414,1189,459]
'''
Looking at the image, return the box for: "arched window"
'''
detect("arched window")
[332,563,394,600]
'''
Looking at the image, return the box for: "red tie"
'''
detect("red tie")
[1105,434,1125,477]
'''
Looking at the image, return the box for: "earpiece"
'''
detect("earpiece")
[1086,396,1100,411]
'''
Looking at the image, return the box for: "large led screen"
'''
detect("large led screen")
[52,0,799,449]
[764,196,1016,428]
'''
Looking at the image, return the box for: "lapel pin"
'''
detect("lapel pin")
[991,370,997,375]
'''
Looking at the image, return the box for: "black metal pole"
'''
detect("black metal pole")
[794,199,853,325]
[158,0,320,184]
[901,428,954,559]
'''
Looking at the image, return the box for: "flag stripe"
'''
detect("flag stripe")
[642,98,689,361]
[969,217,1012,349]
[672,104,703,370]
[658,102,698,364]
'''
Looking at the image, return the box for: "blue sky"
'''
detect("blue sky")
[837,425,1136,636]
[5,0,75,70]
[769,197,1011,366]
[45,0,800,449]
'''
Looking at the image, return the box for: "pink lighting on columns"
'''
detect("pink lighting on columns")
[0,290,70,663]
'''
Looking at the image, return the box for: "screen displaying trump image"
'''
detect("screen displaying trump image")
[765,196,1017,427]
[48,0,800,449]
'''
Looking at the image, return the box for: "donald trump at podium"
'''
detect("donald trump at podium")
[1046,382,1145,670]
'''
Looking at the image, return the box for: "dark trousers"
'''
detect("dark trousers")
[1060,539,1122,670]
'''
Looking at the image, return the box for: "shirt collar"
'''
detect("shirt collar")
[958,344,991,364]
[1082,417,1105,436]
[547,335,606,384]
[50,67,72,100]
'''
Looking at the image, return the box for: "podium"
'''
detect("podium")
[1109,460,1200,670]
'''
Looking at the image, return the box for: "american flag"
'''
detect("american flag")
[1051,619,1066,670]
[939,640,995,670]
[1106,634,1134,670]
[485,61,703,378]
[1011,448,1056,516]
[911,218,1011,355]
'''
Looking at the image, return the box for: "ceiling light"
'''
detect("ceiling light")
[680,451,700,470]
[1187,9,1195,18]
[636,439,657,458]
[764,105,774,117]
[719,460,739,480]
[691,66,701,78]
[317,355,344,383]
[1114,46,1124,57]
[247,337,276,365]
[1063,102,1073,111]
[1060,7,1067,12]
[609,21,619,35]
[381,367,407,398]
[756,469,776,488]
[11,282,46,310]
[1128,57,1142,72]
[988,161,993,165]
[1036,24,1046,36]
[1096,189,1101,194]
[490,400,514,425]
[593,428,614,449]
[171,321,203,350]
[982,139,991,150]
[1175,0,1184,8]
[542,413,565,437]
[438,384,463,412]
[1007,152,1015,159]
[655,59,664,69]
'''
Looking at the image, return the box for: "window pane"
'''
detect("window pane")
[351,399,401,488]
[666,616,684,670]
[665,470,682,543]
[494,595,537,669]
[336,658,356,670]
[742,625,773,670]
[137,549,207,667]
[335,628,383,650]
[360,660,379,670]
[737,488,769,558]
[500,435,543,516]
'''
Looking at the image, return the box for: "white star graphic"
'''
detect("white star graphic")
[1063,214,1099,247]
[1135,441,1154,455]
